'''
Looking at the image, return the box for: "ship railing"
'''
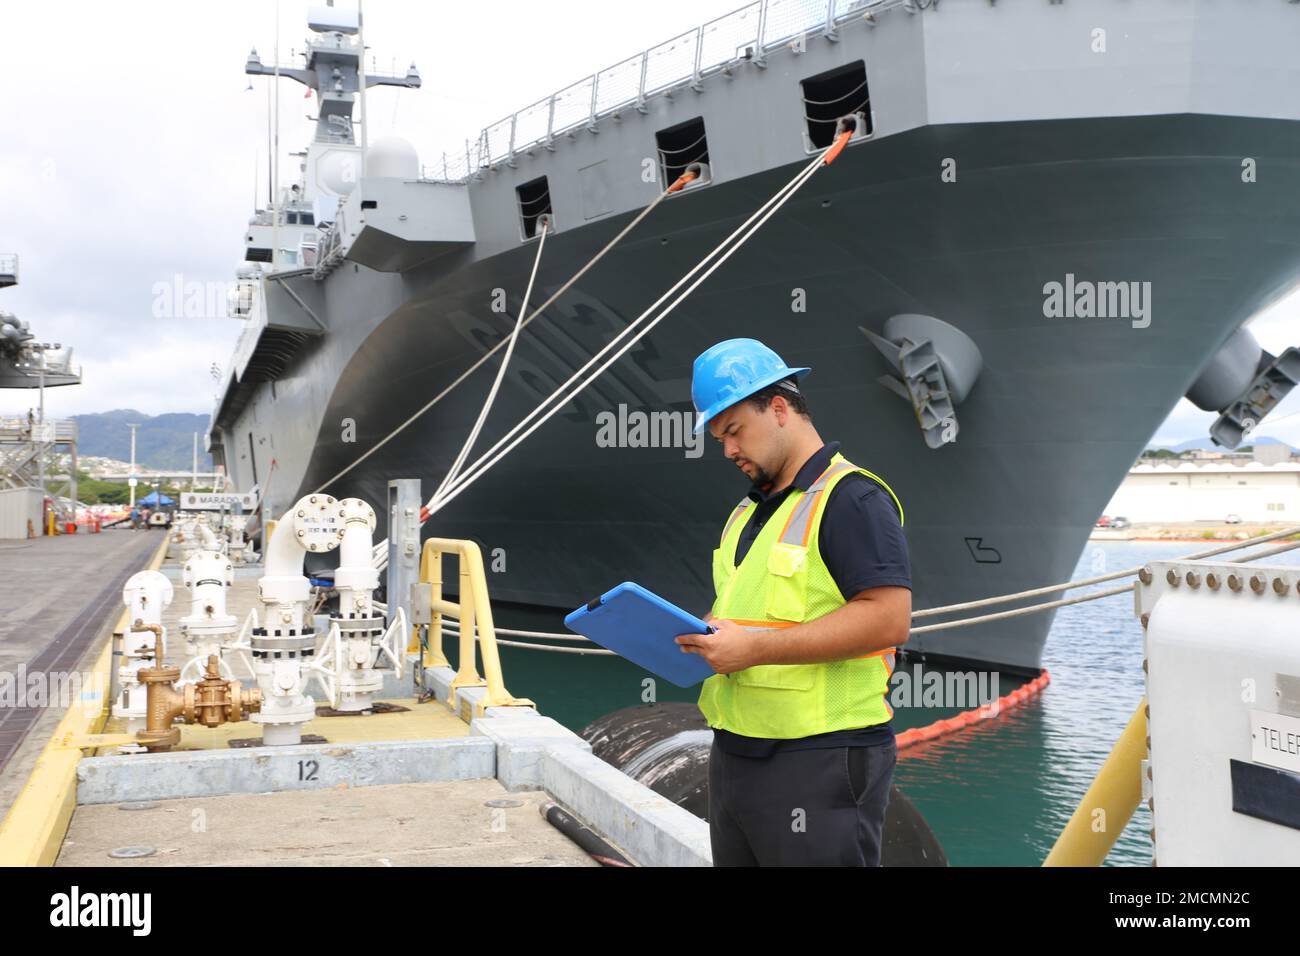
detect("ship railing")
[412,538,534,718]
[421,0,902,183]
[0,253,16,283]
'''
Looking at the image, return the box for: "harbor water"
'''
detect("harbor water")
[481,538,1298,866]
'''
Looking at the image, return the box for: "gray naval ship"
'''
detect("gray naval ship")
[208,0,1300,677]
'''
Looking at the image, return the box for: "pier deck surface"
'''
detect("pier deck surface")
[56,779,599,867]
[0,529,160,816]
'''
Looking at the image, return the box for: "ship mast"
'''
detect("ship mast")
[243,1,420,252]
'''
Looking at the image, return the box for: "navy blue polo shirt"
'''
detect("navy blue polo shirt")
[713,441,911,757]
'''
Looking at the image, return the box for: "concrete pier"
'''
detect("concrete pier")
[0,529,161,818]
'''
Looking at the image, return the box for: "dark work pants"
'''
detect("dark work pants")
[708,736,896,866]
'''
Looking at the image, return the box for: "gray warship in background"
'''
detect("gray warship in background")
[208,0,1300,676]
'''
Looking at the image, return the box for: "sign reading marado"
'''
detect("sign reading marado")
[180,492,256,511]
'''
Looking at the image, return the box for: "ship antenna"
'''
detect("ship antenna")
[357,0,367,179]
[265,70,272,207]
[272,0,281,271]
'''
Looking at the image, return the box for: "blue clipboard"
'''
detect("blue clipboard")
[564,582,717,688]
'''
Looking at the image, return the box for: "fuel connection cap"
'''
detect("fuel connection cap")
[292,494,345,553]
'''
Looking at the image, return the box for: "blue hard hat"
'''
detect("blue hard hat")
[691,338,811,434]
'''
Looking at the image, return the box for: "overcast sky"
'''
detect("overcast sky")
[1,0,1297,449]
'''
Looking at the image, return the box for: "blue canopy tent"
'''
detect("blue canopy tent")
[137,491,175,507]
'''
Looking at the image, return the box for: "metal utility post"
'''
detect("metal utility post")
[386,478,421,637]
[35,355,45,497]
[127,422,140,508]
[191,432,198,490]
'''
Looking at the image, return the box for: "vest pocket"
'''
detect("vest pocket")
[764,542,808,622]
[734,663,816,691]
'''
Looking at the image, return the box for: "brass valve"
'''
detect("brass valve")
[135,625,263,752]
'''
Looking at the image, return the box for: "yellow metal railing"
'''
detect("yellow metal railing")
[412,538,533,721]
[1042,698,1148,866]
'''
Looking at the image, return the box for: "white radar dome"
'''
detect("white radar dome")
[366,136,420,179]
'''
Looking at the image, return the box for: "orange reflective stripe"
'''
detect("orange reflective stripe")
[719,617,798,629]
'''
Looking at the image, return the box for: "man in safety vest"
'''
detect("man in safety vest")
[675,337,911,866]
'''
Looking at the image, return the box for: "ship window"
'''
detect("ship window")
[361,200,378,210]
[302,212,315,225]
[800,60,871,149]
[655,117,709,191]
[287,212,299,224]
[516,176,553,240]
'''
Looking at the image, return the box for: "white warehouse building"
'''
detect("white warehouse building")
[1103,461,1300,523]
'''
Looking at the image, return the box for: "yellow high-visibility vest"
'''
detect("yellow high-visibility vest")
[697,452,904,738]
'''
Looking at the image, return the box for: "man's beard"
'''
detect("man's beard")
[744,461,774,488]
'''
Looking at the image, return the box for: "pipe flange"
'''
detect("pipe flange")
[135,726,180,751]
[292,495,344,553]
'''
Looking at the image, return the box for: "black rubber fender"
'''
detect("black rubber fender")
[582,702,947,866]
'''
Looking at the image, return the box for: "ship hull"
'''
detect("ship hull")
[213,112,1300,675]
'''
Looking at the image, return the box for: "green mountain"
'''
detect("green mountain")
[71,409,213,471]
